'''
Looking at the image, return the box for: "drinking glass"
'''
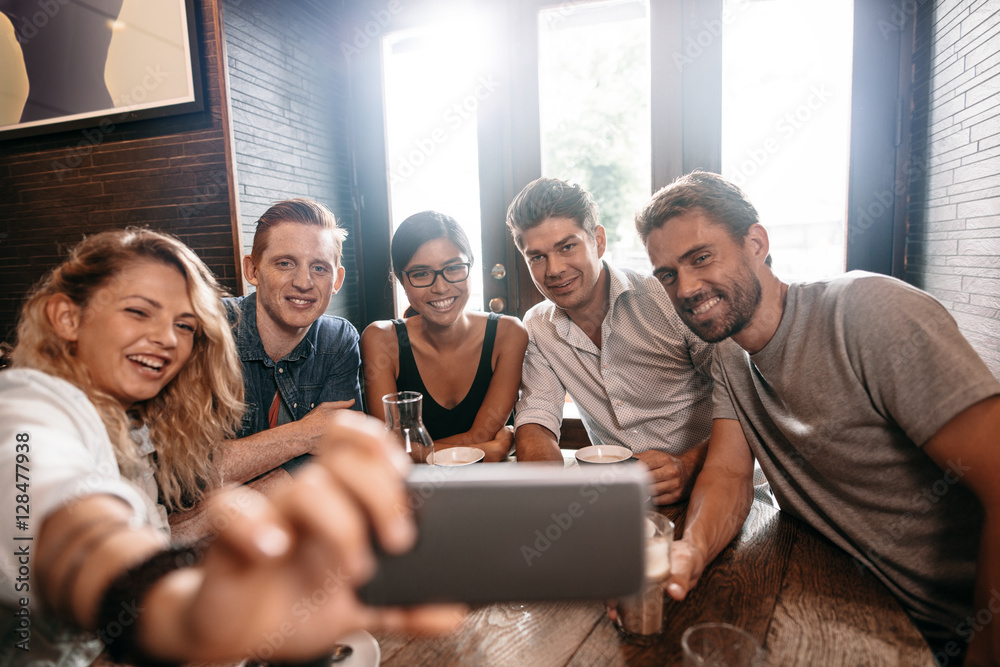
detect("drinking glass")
[615,512,673,640]
[681,622,764,666]
[382,391,434,464]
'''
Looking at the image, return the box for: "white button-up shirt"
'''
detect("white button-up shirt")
[515,263,714,454]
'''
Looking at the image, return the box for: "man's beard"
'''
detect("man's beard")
[678,261,762,343]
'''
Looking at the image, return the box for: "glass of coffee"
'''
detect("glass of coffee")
[615,511,673,640]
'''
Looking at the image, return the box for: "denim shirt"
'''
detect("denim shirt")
[225,294,363,444]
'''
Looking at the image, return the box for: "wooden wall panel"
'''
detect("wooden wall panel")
[0,0,237,343]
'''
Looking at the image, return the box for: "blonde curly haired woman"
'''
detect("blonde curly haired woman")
[0,229,459,666]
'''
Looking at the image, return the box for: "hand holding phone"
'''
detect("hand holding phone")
[358,462,650,606]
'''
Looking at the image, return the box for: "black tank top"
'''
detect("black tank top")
[393,312,500,439]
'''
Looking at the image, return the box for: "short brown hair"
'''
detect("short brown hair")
[506,177,599,249]
[635,171,760,244]
[250,198,348,265]
[635,171,771,266]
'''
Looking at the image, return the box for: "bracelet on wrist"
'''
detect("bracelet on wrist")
[96,544,203,667]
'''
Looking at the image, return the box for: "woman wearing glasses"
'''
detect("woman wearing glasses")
[361,211,528,462]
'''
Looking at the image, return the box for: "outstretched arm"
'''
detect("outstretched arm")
[38,411,465,665]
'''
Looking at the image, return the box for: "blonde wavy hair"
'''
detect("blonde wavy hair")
[11,228,244,511]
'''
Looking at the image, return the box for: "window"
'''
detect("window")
[721,0,854,282]
[538,0,653,273]
[381,17,491,315]
[352,0,908,325]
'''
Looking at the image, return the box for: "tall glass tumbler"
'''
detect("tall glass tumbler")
[616,512,674,640]
[382,391,435,465]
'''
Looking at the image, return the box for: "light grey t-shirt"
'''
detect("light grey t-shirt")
[712,272,1000,641]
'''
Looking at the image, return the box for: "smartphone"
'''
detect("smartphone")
[358,462,650,606]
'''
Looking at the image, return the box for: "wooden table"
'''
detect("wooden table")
[373,497,935,666]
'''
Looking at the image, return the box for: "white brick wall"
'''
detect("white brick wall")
[907,0,1000,377]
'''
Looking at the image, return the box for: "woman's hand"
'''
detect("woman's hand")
[143,411,466,663]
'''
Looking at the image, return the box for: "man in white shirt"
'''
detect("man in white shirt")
[506,177,715,504]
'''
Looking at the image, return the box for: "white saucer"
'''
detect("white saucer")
[331,630,380,667]
[433,446,486,466]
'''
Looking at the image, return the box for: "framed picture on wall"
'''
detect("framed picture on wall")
[0,0,203,140]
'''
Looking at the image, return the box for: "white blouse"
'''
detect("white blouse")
[0,368,170,611]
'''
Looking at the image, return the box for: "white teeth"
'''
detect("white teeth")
[288,298,310,305]
[127,354,165,370]
[428,297,456,309]
[692,297,720,315]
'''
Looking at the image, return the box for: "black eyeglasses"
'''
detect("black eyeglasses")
[403,262,471,288]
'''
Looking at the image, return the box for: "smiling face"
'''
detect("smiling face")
[244,221,346,336]
[646,210,762,343]
[52,261,198,408]
[518,216,607,316]
[401,237,471,324]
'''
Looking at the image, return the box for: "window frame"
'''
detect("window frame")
[350,0,914,324]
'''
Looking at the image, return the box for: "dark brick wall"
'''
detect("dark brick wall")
[222,0,362,325]
[907,0,1000,377]
[0,0,238,344]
